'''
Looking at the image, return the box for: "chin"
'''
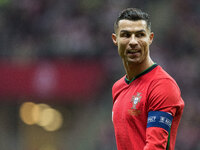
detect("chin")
[127,59,142,64]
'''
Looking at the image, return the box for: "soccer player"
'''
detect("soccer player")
[111,8,184,150]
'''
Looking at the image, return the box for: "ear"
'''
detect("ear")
[149,32,154,45]
[112,33,118,46]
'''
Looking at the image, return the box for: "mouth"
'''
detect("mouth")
[127,49,141,55]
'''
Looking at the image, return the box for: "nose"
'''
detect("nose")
[129,35,138,47]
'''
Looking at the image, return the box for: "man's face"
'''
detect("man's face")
[112,19,154,64]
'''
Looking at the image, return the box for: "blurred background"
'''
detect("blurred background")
[0,0,199,149]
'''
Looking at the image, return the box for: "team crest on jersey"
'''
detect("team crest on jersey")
[131,92,142,109]
[128,92,142,116]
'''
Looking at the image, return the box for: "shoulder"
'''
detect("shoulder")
[148,78,181,98]
[113,75,124,87]
[147,66,184,115]
[112,75,127,90]
[112,75,127,103]
[151,66,176,80]
[147,80,184,116]
[148,66,181,102]
[149,66,180,93]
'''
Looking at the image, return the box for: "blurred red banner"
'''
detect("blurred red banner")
[0,60,106,101]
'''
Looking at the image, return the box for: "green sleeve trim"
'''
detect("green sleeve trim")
[166,128,171,150]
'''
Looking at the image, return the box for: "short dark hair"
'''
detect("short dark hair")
[114,8,151,33]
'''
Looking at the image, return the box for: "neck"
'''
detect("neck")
[123,57,154,81]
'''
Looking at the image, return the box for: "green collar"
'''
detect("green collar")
[125,64,158,84]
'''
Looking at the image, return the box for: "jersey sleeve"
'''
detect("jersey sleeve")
[147,78,181,114]
[143,78,182,150]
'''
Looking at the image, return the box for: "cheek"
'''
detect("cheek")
[138,40,149,59]
[118,40,127,55]
[138,40,148,51]
[138,38,147,45]
[118,45,124,57]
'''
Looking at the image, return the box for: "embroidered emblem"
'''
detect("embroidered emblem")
[131,92,142,109]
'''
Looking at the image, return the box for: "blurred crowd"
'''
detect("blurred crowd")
[0,0,200,149]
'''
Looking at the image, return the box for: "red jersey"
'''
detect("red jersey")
[112,64,184,150]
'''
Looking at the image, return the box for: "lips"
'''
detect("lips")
[127,49,141,55]
[128,51,139,54]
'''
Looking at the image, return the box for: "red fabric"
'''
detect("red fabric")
[112,65,184,150]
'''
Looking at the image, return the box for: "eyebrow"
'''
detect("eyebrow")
[120,29,146,34]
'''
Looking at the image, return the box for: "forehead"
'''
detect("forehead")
[117,20,148,33]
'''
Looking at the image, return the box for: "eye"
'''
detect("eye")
[136,33,145,38]
[120,32,131,38]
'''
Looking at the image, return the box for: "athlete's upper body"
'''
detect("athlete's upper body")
[111,8,184,150]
